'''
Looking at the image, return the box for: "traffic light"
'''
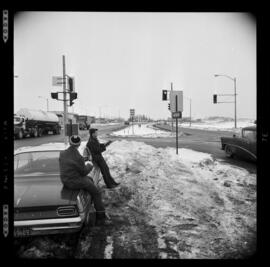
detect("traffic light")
[51,92,58,100]
[68,77,74,92]
[213,94,217,104]
[69,92,77,106]
[162,90,168,101]
[168,103,170,110]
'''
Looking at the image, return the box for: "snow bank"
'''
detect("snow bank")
[179,119,255,132]
[98,140,256,258]
[111,124,173,138]
[91,122,121,127]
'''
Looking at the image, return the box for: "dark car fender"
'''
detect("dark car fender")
[220,137,256,161]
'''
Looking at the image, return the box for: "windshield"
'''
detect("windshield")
[14,151,60,176]
[242,130,256,141]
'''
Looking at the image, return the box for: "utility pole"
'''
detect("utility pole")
[63,55,68,145]
[171,82,173,134]
[176,94,178,155]
[189,98,192,127]
[234,78,237,129]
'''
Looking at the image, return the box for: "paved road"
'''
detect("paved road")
[14,123,127,150]
[14,122,256,173]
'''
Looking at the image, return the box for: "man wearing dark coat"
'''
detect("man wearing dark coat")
[59,135,107,224]
[86,128,120,189]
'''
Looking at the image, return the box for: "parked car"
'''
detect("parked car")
[14,143,101,237]
[220,125,256,161]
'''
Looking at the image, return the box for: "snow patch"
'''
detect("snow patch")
[111,124,173,138]
[104,236,114,259]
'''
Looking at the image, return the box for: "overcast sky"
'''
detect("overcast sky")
[14,12,256,120]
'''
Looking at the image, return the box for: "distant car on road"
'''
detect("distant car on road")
[220,125,256,161]
[14,143,100,237]
[124,121,130,125]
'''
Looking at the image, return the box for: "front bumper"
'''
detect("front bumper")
[14,216,85,237]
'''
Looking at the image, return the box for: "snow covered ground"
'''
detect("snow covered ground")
[102,140,256,258]
[110,118,256,139]
[82,140,256,258]
[179,118,255,133]
[16,139,256,258]
[111,124,175,138]
[91,122,121,127]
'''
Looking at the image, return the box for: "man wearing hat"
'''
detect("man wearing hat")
[86,128,120,189]
[59,135,107,224]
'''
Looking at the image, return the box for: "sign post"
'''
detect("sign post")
[51,56,78,145]
[170,90,183,155]
[63,55,68,145]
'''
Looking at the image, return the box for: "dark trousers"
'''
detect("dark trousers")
[64,176,105,213]
[95,156,116,187]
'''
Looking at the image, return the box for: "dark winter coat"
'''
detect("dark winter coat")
[59,145,93,185]
[86,137,107,162]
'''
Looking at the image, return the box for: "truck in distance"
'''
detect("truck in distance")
[14,108,61,139]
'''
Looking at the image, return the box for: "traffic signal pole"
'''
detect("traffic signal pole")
[214,74,237,128]
[63,55,68,145]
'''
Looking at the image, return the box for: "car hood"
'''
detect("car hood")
[14,175,78,208]
[221,136,238,142]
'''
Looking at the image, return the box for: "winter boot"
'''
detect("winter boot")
[95,211,112,226]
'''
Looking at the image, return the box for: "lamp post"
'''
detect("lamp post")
[38,96,49,111]
[214,74,237,128]
[189,98,191,127]
[183,96,192,127]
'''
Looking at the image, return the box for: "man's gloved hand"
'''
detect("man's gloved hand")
[106,140,113,146]
[85,161,93,172]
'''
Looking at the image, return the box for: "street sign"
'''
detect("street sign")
[172,111,182,119]
[52,76,64,86]
[130,109,135,116]
[170,91,183,112]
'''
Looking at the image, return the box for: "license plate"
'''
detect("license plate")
[14,227,32,237]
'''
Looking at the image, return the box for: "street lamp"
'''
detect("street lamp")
[214,74,237,128]
[184,96,192,127]
[38,96,49,111]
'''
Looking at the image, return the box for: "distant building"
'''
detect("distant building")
[51,111,95,125]
[50,111,80,127]
[95,118,106,124]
